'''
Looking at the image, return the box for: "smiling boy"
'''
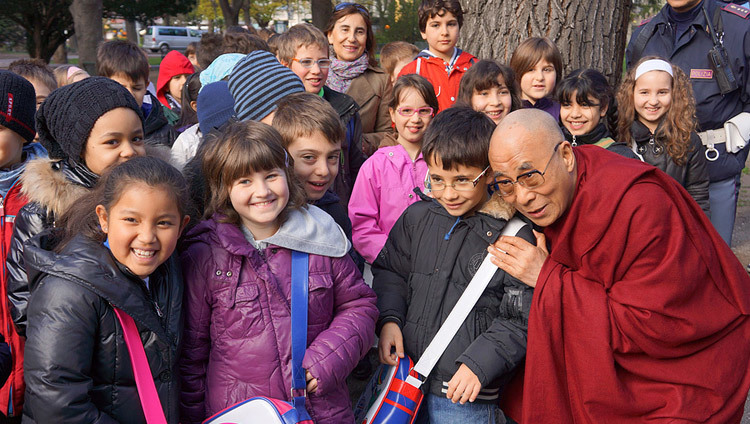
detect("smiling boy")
[398,0,476,112]
[373,106,533,423]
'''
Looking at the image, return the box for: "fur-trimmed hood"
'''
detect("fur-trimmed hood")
[478,192,516,221]
[19,144,172,218]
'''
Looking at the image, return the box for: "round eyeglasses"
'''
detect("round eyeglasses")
[489,142,563,197]
[427,166,489,192]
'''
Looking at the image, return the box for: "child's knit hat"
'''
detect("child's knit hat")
[36,77,144,161]
[197,81,236,134]
[228,50,304,122]
[0,70,37,142]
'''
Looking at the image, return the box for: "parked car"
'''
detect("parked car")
[141,26,202,54]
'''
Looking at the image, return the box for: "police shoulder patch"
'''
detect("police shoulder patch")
[639,16,654,26]
[723,3,750,19]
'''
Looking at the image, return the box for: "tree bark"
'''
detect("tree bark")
[126,19,138,45]
[461,0,633,87]
[311,0,332,31]
[218,0,243,27]
[69,0,102,75]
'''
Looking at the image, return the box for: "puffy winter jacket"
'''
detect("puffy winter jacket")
[373,195,534,402]
[144,92,178,147]
[22,233,183,423]
[398,48,476,113]
[179,206,377,423]
[349,145,427,263]
[630,120,711,215]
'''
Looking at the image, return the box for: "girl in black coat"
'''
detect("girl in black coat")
[22,157,190,423]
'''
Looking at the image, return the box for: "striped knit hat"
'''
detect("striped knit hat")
[228,50,304,122]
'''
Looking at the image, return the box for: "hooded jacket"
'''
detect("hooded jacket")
[179,206,377,424]
[144,92,178,147]
[349,145,428,263]
[22,233,183,423]
[373,194,534,402]
[156,50,195,110]
[0,143,46,418]
[630,120,710,215]
[398,48,477,113]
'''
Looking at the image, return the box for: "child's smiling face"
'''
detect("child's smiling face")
[97,183,187,279]
[421,10,460,62]
[229,168,290,240]
[471,75,513,125]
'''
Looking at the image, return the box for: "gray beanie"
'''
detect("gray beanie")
[228,50,304,122]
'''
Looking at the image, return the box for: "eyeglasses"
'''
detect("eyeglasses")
[334,2,370,16]
[396,107,434,117]
[489,142,563,197]
[428,166,489,192]
[292,58,332,69]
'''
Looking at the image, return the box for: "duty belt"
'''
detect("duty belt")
[697,128,724,161]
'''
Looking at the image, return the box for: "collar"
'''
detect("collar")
[563,122,611,146]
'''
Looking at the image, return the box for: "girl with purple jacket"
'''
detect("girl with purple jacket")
[179,121,377,424]
[348,74,438,263]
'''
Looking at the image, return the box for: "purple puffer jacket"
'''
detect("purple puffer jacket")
[179,213,377,424]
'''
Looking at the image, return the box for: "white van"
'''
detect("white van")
[141,26,202,54]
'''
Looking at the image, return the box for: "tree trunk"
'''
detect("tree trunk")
[311,0,332,31]
[243,0,252,28]
[218,0,243,27]
[52,43,68,64]
[69,0,102,75]
[126,19,138,45]
[461,0,633,87]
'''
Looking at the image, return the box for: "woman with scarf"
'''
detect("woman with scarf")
[325,3,392,156]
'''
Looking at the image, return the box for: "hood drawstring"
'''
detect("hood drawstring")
[444,216,461,240]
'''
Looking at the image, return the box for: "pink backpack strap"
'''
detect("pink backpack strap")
[113,307,168,424]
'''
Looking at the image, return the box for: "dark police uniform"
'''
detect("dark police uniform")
[626,0,750,245]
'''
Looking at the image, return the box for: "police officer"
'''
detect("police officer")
[626,0,750,247]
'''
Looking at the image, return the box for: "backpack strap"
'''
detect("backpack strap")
[113,308,167,424]
[290,250,312,419]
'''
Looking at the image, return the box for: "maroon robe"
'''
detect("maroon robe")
[506,145,750,423]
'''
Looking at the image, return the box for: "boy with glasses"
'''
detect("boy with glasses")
[373,106,534,423]
[276,23,366,209]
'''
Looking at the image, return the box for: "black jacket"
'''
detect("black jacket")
[313,189,365,271]
[144,92,178,147]
[323,87,366,210]
[562,122,639,160]
[372,196,534,401]
[22,233,182,423]
[631,120,711,215]
[7,159,98,337]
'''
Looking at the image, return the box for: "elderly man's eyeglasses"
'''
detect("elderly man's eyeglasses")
[292,58,332,69]
[489,142,563,197]
[427,166,489,192]
[396,107,434,117]
[334,2,370,16]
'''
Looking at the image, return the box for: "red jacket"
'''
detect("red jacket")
[156,50,194,109]
[0,180,28,417]
[398,48,476,112]
[504,146,750,423]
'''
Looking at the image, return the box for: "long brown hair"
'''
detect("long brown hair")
[324,3,377,67]
[201,120,306,225]
[616,56,696,166]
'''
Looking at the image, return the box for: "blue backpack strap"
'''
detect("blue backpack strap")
[290,250,311,418]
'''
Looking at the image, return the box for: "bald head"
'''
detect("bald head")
[489,109,577,227]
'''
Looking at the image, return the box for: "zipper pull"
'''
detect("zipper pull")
[571,135,577,147]
[0,196,4,218]
[153,301,163,318]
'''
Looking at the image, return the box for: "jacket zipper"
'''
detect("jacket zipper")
[571,135,577,146]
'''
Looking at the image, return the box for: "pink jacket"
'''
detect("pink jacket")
[348,145,428,263]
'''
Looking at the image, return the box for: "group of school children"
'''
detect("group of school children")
[0,0,726,423]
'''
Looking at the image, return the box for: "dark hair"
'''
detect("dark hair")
[185,42,198,60]
[509,37,563,88]
[457,60,522,111]
[197,33,225,69]
[56,156,190,251]
[557,68,617,134]
[96,40,150,84]
[380,41,420,77]
[223,31,270,55]
[202,120,306,225]
[8,59,57,93]
[418,0,464,32]
[226,25,257,35]
[267,33,282,55]
[273,92,345,148]
[422,106,495,170]
[389,74,439,114]
[176,71,201,129]
[324,4,378,67]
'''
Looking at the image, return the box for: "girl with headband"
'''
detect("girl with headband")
[616,56,711,215]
